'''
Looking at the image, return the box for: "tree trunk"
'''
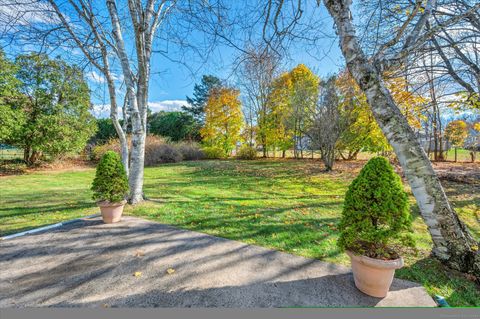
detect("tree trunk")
[28,150,41,166]
[322,147,334,171]
[105,63,129,176]
[129,124,146,204]
[426,125,432,160]
[433,123,439,162]
[23,146,30,164]
[438,128,445,161]
[324,0,479,275]
[299,135,304,158]
[106,0,149,204]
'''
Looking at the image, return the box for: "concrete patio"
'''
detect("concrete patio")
[0,216,436,308]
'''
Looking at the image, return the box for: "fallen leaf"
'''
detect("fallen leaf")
[134,250,145,257]
[166,268,175,275]
[134,271,142,277]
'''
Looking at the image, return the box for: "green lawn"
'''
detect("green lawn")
[0,160,479,306]
[258,148,477,163]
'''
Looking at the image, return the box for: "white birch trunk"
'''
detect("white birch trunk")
[323,0,479,274]
[104,61,129,176]
[107,0,146,203]
[106,0,165,204]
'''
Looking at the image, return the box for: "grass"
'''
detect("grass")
[441,148,474,162]
[0,159,479,306]
[259,148,477,163]
[0,148,23,161]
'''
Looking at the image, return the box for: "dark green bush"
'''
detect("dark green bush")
[337,156,414,259]
[236,145,257,160]
[91,151,129,203]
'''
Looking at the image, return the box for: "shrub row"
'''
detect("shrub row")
[91,136,259,164]
[90,136,205,165]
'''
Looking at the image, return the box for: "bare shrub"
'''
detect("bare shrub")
[176,142,204,161]
[91,139,122,161]
[92,136,183,165]
[147,144,183,165]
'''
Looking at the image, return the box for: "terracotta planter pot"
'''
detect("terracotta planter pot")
[346,250,404,298]
[97,200,127,224]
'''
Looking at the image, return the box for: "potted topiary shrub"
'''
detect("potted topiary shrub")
[337,156,415,298]
[91,151,129,223]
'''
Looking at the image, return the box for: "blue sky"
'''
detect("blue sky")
[0,1,344,118]
[139,36,343,111]
[87,4,344,118]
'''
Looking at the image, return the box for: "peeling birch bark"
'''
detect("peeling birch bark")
[106,0,166,204]
[324,0,479,275]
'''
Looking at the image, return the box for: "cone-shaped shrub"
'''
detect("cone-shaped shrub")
[91,151,129,203]
[337,157,414,259]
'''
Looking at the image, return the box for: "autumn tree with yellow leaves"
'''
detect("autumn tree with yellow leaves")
[445,120,469,162]
[263,72,294,158]
[386,75,428,132]
[261,64,319,158]
[335,70,428,159]
[289,64,320,158]
[336,71,390,159]
[200,87,244,157]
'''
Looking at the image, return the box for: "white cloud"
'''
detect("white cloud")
[85,70,124,85]
[111,73,124,82]
[85,71,106,84]
[148,100,187,112]
[90,100,188,119]
[90,104,111,119]
[0,1,59,27]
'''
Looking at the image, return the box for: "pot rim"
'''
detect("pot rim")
[346,250,404,270]
[96,199,127,207]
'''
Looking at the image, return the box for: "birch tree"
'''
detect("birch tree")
[262,0,480,274]
[48,0,175,204]
[2,0,220,204]
[43,0,132,180]
[322,0,480,274]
